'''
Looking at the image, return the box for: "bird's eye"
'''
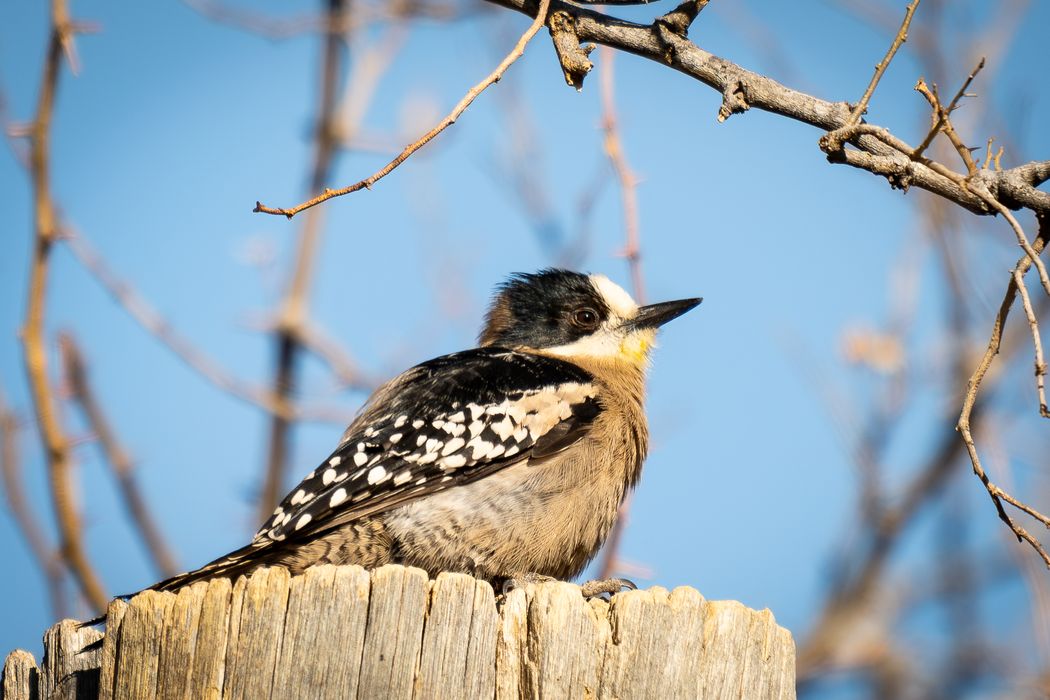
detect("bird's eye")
[572,307,599,328]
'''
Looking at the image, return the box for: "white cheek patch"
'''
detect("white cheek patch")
[542,322,625,359]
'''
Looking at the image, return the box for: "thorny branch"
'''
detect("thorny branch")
[254,0,555,218]
[800,152,1050,689]
[60,335,180,578]
[22,0,108,612]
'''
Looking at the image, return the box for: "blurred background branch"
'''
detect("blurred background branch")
[21,0,108,613]
[60,333,179,578]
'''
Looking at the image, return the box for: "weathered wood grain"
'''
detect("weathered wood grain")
[271,564,370,700]
[3,565,796,700]
[183,578,232,700]
[357,565,429,700]
[524,581,606,698]
[495,587,528,700]
[600,586,706,698]
[414,573,497,699]
[224,566,291,700]
[112,590,175,700]
[40,619,102,700]
[2,650,38,700]
[97,599,127,700]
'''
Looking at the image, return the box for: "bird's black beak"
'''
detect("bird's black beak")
[624,297,702,331]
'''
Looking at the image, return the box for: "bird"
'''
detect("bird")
[151,269,700,596]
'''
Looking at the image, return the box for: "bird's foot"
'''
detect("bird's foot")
[580,577,636,599]
[501,572,556,596]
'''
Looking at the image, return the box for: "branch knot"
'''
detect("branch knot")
[547,11,594,90]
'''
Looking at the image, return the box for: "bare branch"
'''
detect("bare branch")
[60,334,180,578]
[655,0,710,40]
[1013,269,1050,419]
[912,57,986,161]
[254,0,555,218]
[22,0,108,612]
[970,187,1050,296]
[956,215,1050,568]
[482,0,1050,216]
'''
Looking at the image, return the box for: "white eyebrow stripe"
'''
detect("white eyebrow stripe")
[588,274,638,317]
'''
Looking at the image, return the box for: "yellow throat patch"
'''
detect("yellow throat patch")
[619,330,655,366]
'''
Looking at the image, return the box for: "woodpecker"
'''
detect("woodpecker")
[152,269,700,594]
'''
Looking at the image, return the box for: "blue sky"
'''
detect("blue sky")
[2,0,1048,686]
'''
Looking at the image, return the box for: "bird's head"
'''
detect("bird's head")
[478,269,701,368]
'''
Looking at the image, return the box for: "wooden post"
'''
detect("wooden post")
[2,565,795,699]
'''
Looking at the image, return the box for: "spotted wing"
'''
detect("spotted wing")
[255,348,601,544]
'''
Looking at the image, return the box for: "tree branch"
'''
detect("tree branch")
[482,0,1050,216]
[956,214,1050,568]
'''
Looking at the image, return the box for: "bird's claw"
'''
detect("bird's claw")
[580,577,637,599]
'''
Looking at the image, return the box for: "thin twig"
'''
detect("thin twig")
[844,0,920,127]
[254,0,554,218]
[0,390,67,619]
[971,187,1050,297]
[912,57,985,161]
[22,0,108,612]
[1013,269,1050,418]
[60,334,180,578]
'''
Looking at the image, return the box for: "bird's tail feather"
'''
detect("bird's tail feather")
[148,542,266,593]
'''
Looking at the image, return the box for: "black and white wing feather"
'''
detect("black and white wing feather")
[256,347,601,544]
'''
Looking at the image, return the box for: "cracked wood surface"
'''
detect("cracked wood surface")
[2,564,795,699]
